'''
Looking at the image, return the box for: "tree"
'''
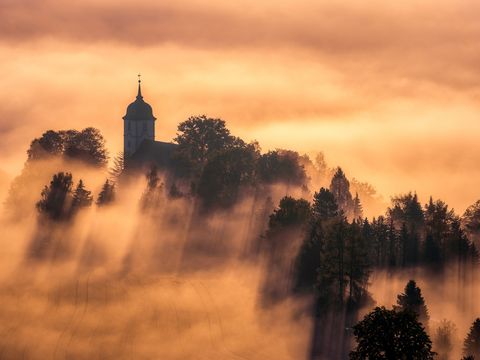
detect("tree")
[434,319,456,360]
[71,180,93,213]
[294,188,337,294]
[312,188,338,220]
[197,142,259,209]
[462,200,480,243]
[256,150,307,187]
[464,319,480,358]
[27,130,64,160]
[108,152,125,181]
[64,127,108,167]
[350,306,435,360]
[396,280,430,326]
[96,179,115,206]
[352,193,363,220]
[173,115,239,178]
[329,167,353,218]
[267,196,311,231]
[36,172,74,221]
[388,193,424,266]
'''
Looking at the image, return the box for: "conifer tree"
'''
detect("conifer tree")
[96,179,115,206]
[396,280,430,327]
[71,180,93,212]
[329,167,353,218]
[464,318,480,358]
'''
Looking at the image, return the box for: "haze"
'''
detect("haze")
[1,0,480,211]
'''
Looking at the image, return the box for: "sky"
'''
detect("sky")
[1,0,480,212]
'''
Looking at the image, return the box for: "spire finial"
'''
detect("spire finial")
[136,73,143,99]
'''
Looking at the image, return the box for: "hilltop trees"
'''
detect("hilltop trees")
[28,127,108,167]
[350,306,434,360]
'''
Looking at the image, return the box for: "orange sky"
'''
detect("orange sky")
[1,0,480,212]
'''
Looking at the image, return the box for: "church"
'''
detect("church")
[122,77,178,170]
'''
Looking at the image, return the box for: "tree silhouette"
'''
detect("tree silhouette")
[36,172,74,221]
[352,193,363,220]
[329,167,353,218]
[395,280,430,327]
[27,128,108,166]
[312,188,338,220]
[71,180,93,213]
[197,142,259,209]
[174,115,239,179]
[108,152,124,181]
[96,179,115,206]
[464,319,480,358]
[257,149,307,187]
[350,306,434,360]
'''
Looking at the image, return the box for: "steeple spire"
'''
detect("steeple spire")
[136,73,143,100]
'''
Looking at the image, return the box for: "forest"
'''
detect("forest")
[3,115,480,359]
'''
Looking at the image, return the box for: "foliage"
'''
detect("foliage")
[464,318,480,358]
[256,149,307,187]
[197,142,259,209]
[329,167,354,219]
[71,180,93,213]
[350,306,435,360]
[28,128,108,167]
[97,179,115,206]
[36,172,74,221]
[395,280,430,327]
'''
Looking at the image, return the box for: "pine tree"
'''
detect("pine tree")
[464,319,480,358]
[434,319,456,360]
[71,179,93,212]
[96,179,115,206]
[141,165,164,210]
[396,280,430,327]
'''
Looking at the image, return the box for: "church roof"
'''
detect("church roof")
[128,139,178,169]
[123,80,156,122]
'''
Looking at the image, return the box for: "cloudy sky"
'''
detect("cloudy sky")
[1,0,480,211]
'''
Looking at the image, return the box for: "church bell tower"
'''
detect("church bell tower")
[122,75,156,157]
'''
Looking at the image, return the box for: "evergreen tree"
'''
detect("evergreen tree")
[329,167,353,218]
[312,187,338,220]
[396,280,430,327]
[71,180,93,212]
[464,319,480,358]
[96,179,115,206]
[350,306,434,360]
[36,172,74,221]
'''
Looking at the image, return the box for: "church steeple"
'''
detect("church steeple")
[136,74,143,100]
[123,75,156,157]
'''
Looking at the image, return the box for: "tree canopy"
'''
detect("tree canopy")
[350,306,435,360]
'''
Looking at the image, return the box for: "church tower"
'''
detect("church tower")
[123,76,156,157]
